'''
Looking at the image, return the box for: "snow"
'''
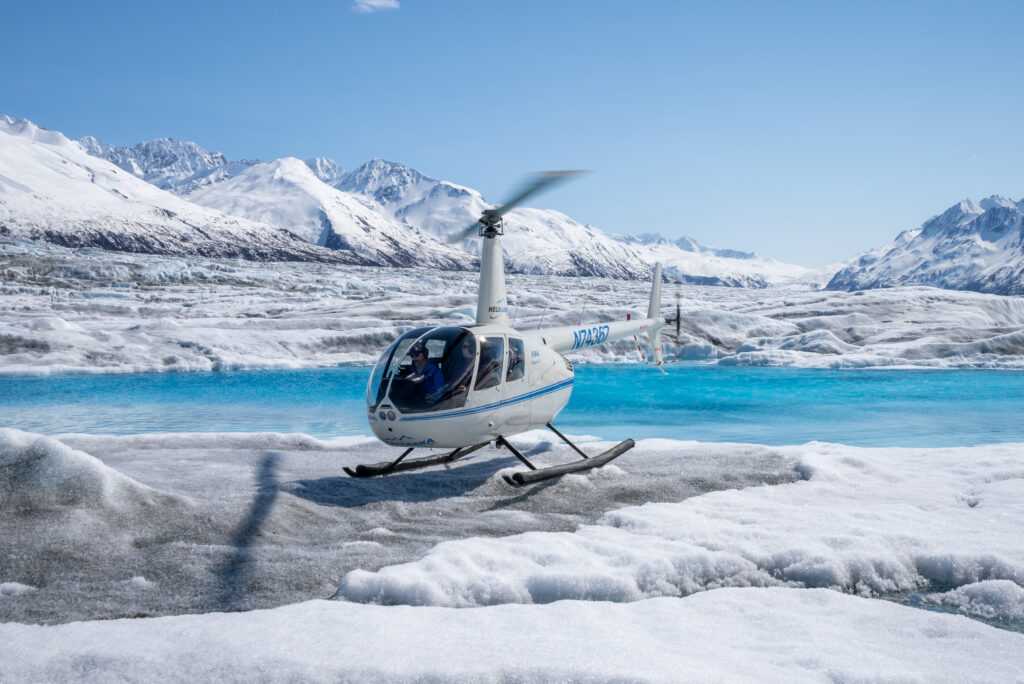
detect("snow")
[828,195,1024,295]
[0,118,352,263]
[617,232,837,288]
[2,248,1024,680]
[0,582,37,597]
[188,157,470,269]
[335,441,1024,607]
[10,116,1024,293]
[3,590,1023,683]
[64,126,821,284]
[78,135,255,195]
[3,241,1023,374]
[4,117,1024,681]
[926,580,1024,622]
[1,427,1023,680]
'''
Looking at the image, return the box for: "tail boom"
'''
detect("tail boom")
[537,261,666,359]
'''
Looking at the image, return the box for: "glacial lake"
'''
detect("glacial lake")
[3,365,1024,447]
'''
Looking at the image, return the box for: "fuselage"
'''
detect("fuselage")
[366,324,574,449]
[365,221,664,451]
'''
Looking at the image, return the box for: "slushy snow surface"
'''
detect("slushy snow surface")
[3,239,1024,375]
[2,427,1023,681]
[3,243,1024,680]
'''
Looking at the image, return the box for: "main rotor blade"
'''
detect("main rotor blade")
[448,220,484,244]
[489,170,587,220]
[447,170,587,244]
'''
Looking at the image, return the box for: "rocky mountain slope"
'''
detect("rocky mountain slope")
[0,117,358,263]
[188,157,471,270]
[827,196,1024,295]
[71,131,817,284]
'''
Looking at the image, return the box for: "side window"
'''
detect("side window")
[506,337,525,382]
[474,336,505,391]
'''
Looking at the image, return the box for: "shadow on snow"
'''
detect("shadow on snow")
[216,451,280,611]
[286,450,551,507]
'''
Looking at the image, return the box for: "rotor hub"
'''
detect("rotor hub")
[479,211,503,236]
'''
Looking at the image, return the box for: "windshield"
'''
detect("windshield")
[366,327,431,411]
[385,327,478,414]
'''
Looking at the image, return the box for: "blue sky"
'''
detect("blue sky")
[3,0,1022,266]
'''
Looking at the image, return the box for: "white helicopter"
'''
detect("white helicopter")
[349,171,666,486]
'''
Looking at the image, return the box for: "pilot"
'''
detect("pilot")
[409,343,444,405]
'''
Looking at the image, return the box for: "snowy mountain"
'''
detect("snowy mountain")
[331,158,488,238]
[324,160,835,283]
[78,135,258,195]
[0,116,359,263]
[55,121,816,284]
[826,196,1024,295]
[613,233,830,288]
[188,157,472,270]
[305,157,346,187]
[298,157,650,279]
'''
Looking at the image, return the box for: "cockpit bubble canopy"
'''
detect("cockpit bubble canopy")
[366,326,479,414]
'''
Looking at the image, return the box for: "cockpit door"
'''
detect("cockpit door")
[502,336,530,428]
[472,335,505,412]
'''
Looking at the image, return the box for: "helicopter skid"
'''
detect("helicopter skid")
[501,438,635,487]
[344,442,489,478]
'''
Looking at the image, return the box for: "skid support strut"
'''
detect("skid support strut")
[344,442,488,478]
[498,425,635,487]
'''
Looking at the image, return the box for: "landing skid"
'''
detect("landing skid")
[499,424,634,486]
[343,424,633,486]
[343,442,488,478]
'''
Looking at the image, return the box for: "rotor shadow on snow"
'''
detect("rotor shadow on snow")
[216,451,280,611]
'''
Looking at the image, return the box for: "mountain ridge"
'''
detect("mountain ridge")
[63,128,819,284]
[826,195,1024,295]
[8,115,1021,294]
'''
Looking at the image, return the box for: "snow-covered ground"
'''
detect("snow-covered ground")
[2,238,1024,375]
[2,428,1023,680]
[3,242,1024,680]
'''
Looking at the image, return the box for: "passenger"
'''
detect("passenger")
[408,343,444,405]
[475,339,501,390]
[447,337,476,395]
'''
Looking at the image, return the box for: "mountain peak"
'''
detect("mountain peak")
[335,158,433,205]
[305,157,345,186]
[343,158,428,185]
[920,198,985,237]
[77,134,258,194]
[827,192,1024,295]
[979,195,1017,211]
[0,116,70,146]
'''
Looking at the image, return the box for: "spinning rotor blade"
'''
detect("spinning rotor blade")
[448,170,587,243]
[490,170,587,221]
[449,220,484,244]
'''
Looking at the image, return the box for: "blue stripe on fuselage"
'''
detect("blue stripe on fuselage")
[399,378,574,422]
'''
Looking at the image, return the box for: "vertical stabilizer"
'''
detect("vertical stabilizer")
[647,262,664,364]
[476,234,510,326]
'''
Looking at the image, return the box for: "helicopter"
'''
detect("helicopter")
[348,171,667,486]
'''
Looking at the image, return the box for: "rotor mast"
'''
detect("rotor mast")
[455,170,585,329]
[476,209,510,326]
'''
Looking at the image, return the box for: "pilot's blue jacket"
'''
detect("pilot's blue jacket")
[419,361,444,403]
